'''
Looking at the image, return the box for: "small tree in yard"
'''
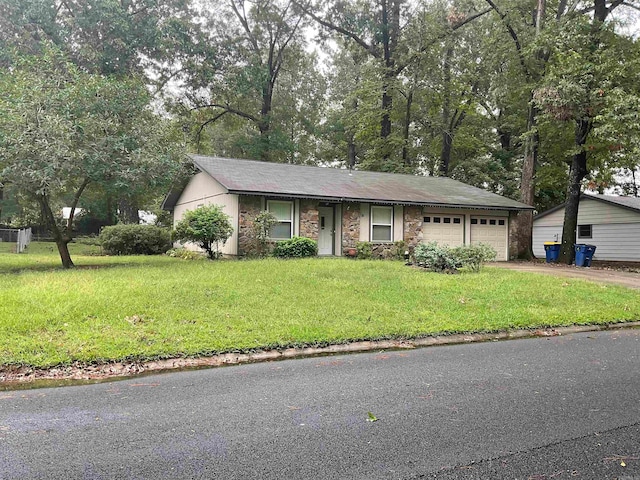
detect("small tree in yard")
[173,205,233,259]
[0,46,184,268]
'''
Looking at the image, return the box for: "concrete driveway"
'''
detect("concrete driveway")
[492,261,640,289]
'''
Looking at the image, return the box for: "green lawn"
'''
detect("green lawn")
[1,242,639,368]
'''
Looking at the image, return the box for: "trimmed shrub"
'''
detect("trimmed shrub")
[173,205,233,260]
[273,236,318,258]
[356,241,373,259]
[413,242,462,273]
[452,243,497,272]
[100,224,171,255]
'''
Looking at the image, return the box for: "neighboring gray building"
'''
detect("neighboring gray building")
[163,156,533,260]
[533,194,640,261]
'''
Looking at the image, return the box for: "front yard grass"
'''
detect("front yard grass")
[1,243,639,369]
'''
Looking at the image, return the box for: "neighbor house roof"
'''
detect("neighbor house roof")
[164,156,533,211]
[534,193,640,221]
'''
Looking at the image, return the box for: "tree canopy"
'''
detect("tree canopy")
[0,46,185,267]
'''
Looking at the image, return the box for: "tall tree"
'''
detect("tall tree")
[297,0,490,170]
[541,2,640,263]
[181,0,318,162]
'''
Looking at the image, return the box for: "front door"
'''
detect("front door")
[318,206,334,255]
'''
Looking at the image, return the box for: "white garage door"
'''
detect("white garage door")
[470,216,508,261]
[422,214,464,247]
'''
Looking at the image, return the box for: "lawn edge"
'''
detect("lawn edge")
[2,321,639,387]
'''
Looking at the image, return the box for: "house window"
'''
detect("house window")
[498,219,505,226]
[578,224,592,239]
[434,217,441,223]
[444,217,451,224]
[424,217,431,223]
[471,218,478,225]
[453,218,461,224]
[371,206,393,242]
[490,219,496,225]
[267,200,294,239]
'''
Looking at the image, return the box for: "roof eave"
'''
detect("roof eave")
[228,189,534,211]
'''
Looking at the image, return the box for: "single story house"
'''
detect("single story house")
[163,156,533,260]
[532,193,640,261]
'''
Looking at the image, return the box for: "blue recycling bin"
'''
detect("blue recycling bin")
[574,244,596,267]
[543,242,561,263]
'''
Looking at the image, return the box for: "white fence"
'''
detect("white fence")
[0,227,32,253]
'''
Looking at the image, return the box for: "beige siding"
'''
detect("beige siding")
[393,205,404,242]
[173,172,239,255]
[359,203,369,241]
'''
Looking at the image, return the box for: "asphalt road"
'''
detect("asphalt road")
[1,329,639,479]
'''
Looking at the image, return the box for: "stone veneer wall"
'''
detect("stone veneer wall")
[341,202,360,250]
[403,205,423,251]
[238,195,263,256]
[299,200,319,240]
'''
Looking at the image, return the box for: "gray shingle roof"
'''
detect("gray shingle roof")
[169,155,533,211]
[585,193,640,211]
[534,193,640,220]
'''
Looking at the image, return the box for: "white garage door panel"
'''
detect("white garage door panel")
[422,215,464,247]
[470,217,508,261]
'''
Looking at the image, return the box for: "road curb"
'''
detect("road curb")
[2,321,639,386]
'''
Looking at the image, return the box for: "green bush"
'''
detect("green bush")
[173,205,234,260]
[100,224,172,255]
[273,236,318,258]
[356,241,373,259]
[452,243,497,272]
[413,242,462,273]
[393,241,407,260]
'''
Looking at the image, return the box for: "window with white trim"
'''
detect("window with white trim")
[371,206,393,242]
[267,200,294,239]
[578,224,592,239]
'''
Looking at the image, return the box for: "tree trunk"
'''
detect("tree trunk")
[37,193,75,268]
[348,138,357,169]
[55,240,74,269]
[439,45,454,176]
[558,119,590,264]
[401,88,413,168]
[118,198,140,224]
[379,0,398,161]
[259,80,273,161]
[512,100,539,259]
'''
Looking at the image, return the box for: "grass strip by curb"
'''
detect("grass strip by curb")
[2,321,639,387]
